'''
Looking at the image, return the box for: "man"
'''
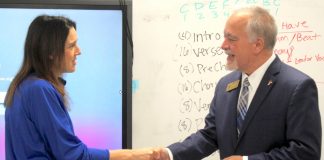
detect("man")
[156,6,321,160]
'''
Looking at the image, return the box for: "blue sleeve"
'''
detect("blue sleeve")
[27,80,109,160]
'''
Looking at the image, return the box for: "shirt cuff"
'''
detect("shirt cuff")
[88,148,109,160]
[243,155,248,160]
[165,148,174,160]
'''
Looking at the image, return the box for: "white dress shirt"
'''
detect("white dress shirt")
[241,54,275,160]
[240,53,276,110]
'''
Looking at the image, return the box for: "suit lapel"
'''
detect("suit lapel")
[235,56,282,146]
[224,72,242,148]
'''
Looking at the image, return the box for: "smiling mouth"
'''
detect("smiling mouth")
[225,51,235,59]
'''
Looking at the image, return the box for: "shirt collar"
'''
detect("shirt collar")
[58,77,67,86]
[242,53,276,90]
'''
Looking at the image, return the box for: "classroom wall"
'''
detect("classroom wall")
[133,1,324,159]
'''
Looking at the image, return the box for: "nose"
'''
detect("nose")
[76,44,81,55]
[220,39,228,51]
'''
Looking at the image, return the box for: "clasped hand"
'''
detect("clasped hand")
[110,147,170,160]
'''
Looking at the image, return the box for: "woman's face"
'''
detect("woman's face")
[62,27,81,73]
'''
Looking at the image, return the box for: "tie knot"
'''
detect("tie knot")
[243,78,250,87]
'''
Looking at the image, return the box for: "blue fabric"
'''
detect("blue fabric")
[5,75,109,160]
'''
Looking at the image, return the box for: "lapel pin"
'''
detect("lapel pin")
[267,80,273,86]
[226,80,240,92]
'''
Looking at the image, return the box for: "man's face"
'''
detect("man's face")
[221,14,255,73]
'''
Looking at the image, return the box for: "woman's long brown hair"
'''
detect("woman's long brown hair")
[4,15,76,108]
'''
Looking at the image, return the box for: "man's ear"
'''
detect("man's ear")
[253,37,265,54]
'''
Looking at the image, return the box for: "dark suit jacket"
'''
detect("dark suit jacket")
[168,56,321,160]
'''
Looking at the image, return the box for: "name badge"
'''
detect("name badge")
[226,80,240,92]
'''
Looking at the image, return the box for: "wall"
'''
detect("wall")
[133,1,324,159]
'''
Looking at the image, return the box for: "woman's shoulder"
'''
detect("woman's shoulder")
[19,75,57,94]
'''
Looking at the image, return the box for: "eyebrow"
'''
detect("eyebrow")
[224,32,239,40]
[66,40,77,48]
[68,39,77,44]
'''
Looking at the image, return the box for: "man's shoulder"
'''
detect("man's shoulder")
[279,62,312,81]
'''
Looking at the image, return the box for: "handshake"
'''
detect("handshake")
[111,148,243,160]
[110,147,170,160]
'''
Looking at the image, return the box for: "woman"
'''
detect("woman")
[4,15,158,160]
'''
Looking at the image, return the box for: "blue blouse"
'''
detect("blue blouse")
[5,75,109,160]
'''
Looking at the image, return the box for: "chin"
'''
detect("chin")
[225,64,237,71]
[64,69,75,73]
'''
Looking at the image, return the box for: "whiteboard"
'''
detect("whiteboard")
[133,1,324,159]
